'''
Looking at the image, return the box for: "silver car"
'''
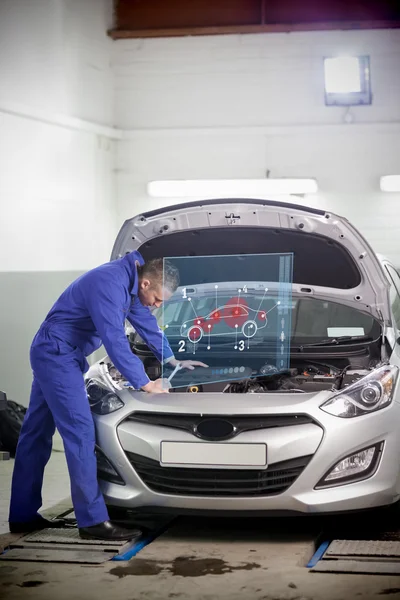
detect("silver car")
[85,199,400,516]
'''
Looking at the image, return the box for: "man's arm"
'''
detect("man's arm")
[127,297,208,371]
[126,297,174,365]
[83,271,151,389]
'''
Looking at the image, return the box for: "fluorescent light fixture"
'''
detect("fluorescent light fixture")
[147,179,318,198]
[380,176,400,193]
[324,56,371,106]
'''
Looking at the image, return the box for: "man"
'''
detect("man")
[9,251,206,540]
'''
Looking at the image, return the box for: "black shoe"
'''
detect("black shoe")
[79,520,141,541]
[9,516,67,534]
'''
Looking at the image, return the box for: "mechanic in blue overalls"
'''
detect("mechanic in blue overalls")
[9,252,206,541]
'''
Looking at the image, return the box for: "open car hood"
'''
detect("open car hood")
[111,199,391,324]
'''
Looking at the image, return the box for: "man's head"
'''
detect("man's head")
[136,258,180,308]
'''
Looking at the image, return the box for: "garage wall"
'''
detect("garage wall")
[0,0,115,125]
[0,0,117,406]
[113,29,400,264]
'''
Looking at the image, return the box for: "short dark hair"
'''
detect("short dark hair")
[138,258,180,293]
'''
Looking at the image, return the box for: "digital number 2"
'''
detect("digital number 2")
[178,340,186,353]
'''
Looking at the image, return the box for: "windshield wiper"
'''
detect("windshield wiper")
[297,335,373,349]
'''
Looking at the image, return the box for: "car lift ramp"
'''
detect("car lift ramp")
[308,537,400,575]
[0,510,176,564]
[0,528,127,564]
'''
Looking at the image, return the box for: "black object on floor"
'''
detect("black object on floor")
[0,392,11,459]
[0,391,7,412]
[0,398,27,456]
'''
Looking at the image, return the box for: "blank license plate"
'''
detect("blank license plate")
[160,442,267,467]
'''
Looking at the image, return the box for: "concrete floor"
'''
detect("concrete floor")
[0,450,68,535]
[1,453,400,600]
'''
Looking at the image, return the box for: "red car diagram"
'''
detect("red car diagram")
[179,296,279,343]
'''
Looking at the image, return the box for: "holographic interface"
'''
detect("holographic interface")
[160,253,293,388]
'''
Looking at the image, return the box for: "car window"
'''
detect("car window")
[153,294,379,344]
[385,265,400,330]
[292,299,376,340]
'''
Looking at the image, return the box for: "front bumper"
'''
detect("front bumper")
[94,398,400,515]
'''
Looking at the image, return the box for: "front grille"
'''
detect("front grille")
[124,412,316,440]
[125,452,312,497]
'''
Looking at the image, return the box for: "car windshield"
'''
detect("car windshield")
[155,293,380,346]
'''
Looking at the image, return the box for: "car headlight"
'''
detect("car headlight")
[320,365,398,418]
[86,379,125,415]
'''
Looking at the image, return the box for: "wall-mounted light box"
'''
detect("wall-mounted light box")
[324,56,372,106]
[147,179,318,198]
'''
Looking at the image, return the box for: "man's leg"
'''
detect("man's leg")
[35,351,109,528]
[9,377,56,523]
[17,342,137,539]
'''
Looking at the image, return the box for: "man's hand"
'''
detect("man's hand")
[179,360,208,371]
[141,378,170,394]
[168,357,208,371]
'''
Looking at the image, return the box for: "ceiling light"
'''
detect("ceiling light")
[324,56,371,106]
[147,179,318,198]
[380,176,400,193]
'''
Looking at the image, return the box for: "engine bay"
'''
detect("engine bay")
[222,362,372,394]
[95,355,380,395]
[170,358,378,394]
[86,324,386,395]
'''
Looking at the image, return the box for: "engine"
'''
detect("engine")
[223,363,372,394]
[93,357,375,395]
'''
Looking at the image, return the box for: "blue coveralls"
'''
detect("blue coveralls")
[9,251,174,528]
